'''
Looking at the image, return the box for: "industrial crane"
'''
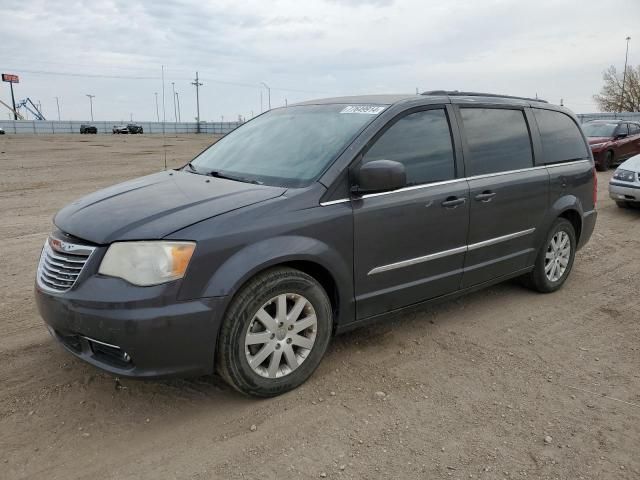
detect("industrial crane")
[17,98,45,120]
[0,99,24,120]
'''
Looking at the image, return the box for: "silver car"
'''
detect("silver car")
[609,154,640,208]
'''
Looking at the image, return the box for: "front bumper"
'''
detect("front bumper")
[35,276,226,378]
[609,181,640,203]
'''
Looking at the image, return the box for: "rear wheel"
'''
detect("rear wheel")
[616,200,630,208]
[522,218,576,293]
[216,267,333,397]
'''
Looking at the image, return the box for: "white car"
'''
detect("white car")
[609,154,640,208]
[0,127,5,135]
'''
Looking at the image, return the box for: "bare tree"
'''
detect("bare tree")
[594,65,640,112]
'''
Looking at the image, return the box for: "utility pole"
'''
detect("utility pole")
[154,92,160,122]
[620,36,632,113]
[55,97,61,120]
[86,94,95,121]
[285,98,288,107]
[192,72,203,133]
[161,66,166,135]
[171,81,177,122]
[261,82,271,110]
[130,113,133,122]
[175,92,181,122]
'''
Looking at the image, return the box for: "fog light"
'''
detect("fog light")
[123,352,131,363]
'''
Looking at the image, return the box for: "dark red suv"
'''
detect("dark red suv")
[582,120,640,171]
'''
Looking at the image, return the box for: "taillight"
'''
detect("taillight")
[593,167,598,207]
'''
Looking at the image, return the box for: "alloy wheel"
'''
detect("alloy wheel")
[544,230,571,282]
[244,293,317,379]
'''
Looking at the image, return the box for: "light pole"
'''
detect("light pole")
[86,94,95,121]
[154,92,160,122]
[55,96,61,120]
[261,82,271,110]
[175,91,181,122]
[171,81,177,122]
[620,36,632,113]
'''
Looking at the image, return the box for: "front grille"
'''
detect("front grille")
[37,237,95,293]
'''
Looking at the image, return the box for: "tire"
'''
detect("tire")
[616,200,630,208]
[522,218,576,293]
[216,267,332,397]
[596,150,613,171]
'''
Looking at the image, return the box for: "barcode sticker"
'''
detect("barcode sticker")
[340,105,386,115]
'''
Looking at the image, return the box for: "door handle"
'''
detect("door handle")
[441,196,466,208]
[474,191,496,202]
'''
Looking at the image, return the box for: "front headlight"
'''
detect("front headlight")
[98,241,196,286]
[613,169,637,182]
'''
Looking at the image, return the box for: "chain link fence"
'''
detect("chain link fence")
[576,112,640,123]
[0,120,241,135]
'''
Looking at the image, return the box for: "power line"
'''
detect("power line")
[0,67,339,95]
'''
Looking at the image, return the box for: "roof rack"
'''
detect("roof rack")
[421,90,548,104]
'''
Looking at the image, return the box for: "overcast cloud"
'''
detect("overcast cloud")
[1,0,638,122]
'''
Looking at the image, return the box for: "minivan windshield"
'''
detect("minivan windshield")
[581,122,618,137]
[190,104,385,187]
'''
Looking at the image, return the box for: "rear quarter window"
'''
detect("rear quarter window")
[533,109,589,163]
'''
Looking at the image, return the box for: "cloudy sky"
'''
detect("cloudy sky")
[1,0,638,122]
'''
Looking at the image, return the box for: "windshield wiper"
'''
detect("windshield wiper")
[183,162,202,174]
[207,170,263,185]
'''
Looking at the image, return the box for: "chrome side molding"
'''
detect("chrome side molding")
[320,160,591,206]
[367,228,536,275]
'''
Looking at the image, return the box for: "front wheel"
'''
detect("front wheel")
[216,267,333,397]
[522,218,576,293]
[596,150,613,171]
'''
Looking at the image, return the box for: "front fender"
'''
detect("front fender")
[199,235,355,328]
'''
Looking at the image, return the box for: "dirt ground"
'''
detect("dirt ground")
[1,134,639,480]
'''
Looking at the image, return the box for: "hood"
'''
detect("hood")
[587,136,612,145]
[618,154,640,171]
[54,170,286,244]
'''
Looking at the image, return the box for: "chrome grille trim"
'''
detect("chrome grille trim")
[37,237,96,293]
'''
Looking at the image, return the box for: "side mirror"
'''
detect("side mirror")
[353,160,406,194]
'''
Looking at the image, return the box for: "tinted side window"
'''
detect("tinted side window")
[630,123,640,135]
[363,109,455,186]
[533,109,589,163]
[615,124,629,136]
[460,108,533,176]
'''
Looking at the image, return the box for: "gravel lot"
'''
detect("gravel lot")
[1,134,639,480]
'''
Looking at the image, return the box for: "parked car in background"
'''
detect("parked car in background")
[112,125,129,134]
[609,154,640,208]
[582,120,640,171]
[127,124,143,134]
[0,127,5,135]
[35,92,596,397]
[80,124,97,134]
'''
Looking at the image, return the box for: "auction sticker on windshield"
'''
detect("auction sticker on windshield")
[340,105,386,115]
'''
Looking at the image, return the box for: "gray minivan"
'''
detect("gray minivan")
[35,91,597,397]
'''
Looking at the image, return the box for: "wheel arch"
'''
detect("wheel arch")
[202,235,354,331]
[558,208,582,244]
